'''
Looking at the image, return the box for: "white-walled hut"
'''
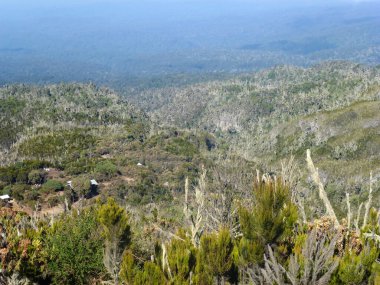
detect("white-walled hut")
[0,195,11,202]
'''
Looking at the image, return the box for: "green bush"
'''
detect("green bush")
[238,176,298,265]
[18,129,97,164]
[1,185,11,195]
[127,183,172,205]
[97,198,131,284]
[41,180,64,194]
[46,208,104,284]
[167,229,196,283]
[331,245,379,285]
[72,176,91,198]
[0,160,49,184]
[165,137,198,157]
[23,188,40,202]
[133,262,167,285]
[28,169,46,184]
[195,228,237,284]
[47,196,62,207]
[64,157,99,175]
[9,184,30,201]
[94,160,118,181]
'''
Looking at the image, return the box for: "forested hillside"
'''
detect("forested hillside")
[126,61,380,215]
[0,63,379,284]
[130,62,379,147]
[0,84,221,215]
[1,0,380,282]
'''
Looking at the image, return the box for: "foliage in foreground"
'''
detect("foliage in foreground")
[0,170,379,285]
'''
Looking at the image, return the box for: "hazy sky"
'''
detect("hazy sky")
[2,0,380,14]
[1,0,379,83]
[2,0,379,19]
[3,0,380,7]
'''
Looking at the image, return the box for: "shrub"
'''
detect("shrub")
[97,198,131,284]
[41,180,64,194]
[238,176,298,265]
[165,137,198,157]
[23,188,40,202]
[195,228,237,284]
[46,208,103,284]
[0,160,49,184]
[28,169,46,184]
[167,230,196,283]
[94,160,118,181]
[71,176,91,198]
[120,250,137,284]
[133,262,167,285]
[120,251,167,285]
[10,184,30,201]
[333,245,379,285]
[46,196,61,208]
[1,185,11,195]
[18,129,97,164]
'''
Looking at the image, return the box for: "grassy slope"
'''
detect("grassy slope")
[1,62,379,220]
[0,84,217,217]
[129,62,380,131]
[125,61,380,218]
[269,100,380,217]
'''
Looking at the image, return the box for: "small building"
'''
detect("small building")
[0,195,11,202]
[87,179,99,199]
[0,195,12,206]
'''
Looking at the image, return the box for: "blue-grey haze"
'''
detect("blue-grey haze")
[0,0,379,86]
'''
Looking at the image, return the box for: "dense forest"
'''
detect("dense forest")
[0,61,379,284]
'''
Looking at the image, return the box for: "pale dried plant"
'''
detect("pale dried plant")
[153,166,207,280]
[354,203,363,232]
[204,189,239,236]
[281,156,307,224]
[204,157,252,237]
[348,172,375,233]
[152,224,185,242]
[4,272,35,285]
[280,155,298,189]
[29,202,40,231]
[345,192,351,230]
[102,238,125,285]
[359,173,380,244]
[306,149,339,227]
[307,150,377,234]
[64,197,69,213]
[363,232,380,245]
[183,165,206,247]
[362,171,373,228]
[250,229,339,285]
[161,243,172,279]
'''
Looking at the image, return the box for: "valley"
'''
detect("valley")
[0,63,379,284]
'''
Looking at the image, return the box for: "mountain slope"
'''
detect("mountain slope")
[130,62,380,138]
[0,84,218,214]
[124,61,380,216]
[0,83,146,161]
